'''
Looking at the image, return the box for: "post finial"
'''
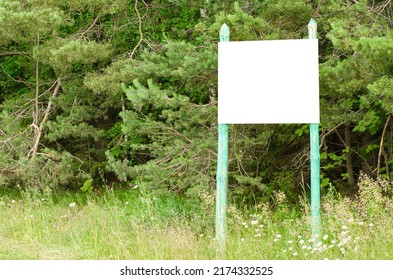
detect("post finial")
[308,18,317,39]
[220,23,230,42]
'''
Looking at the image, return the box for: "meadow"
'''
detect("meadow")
[1,174,392,260]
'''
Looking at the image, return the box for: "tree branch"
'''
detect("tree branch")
[320,122,346,149]
[79,13,101,38]
[130,0,144,59]
[34,34,40,133]
[377,114,391,178]
[29,78,62,158]
[0,52,28,57]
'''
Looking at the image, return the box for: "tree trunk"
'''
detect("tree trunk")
[344,124,355,187]
[360,131,374,176]
[29,78,61,157]
[377,114,391,179]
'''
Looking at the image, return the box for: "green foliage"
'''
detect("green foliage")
[80,178,94,193]
[1,0,392,202]
[0,0,114,190]
[116,78,217,194]
[0,1,64,43]
[36,39,113,74]
[2,177,393,259]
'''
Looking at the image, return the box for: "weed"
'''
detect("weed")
[0,175,392,259]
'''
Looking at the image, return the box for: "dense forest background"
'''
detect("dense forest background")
[0,0,392,205]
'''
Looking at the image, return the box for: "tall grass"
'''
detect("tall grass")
[1,173,393,260]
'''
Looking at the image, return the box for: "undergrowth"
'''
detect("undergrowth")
[0,173,392,260]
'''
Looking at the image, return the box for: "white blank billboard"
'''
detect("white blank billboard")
[218,39,319,124]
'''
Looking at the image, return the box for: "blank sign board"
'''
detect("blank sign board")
[218,39,319,124]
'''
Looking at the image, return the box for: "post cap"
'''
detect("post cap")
[308,18,317,39]
[220,24,230,42]
[308,18,317,27]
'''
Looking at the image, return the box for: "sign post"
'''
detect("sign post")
[215,23,230,253]
[216,19,321,251]
[308,18,321,242]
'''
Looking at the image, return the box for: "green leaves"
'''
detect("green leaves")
[81,178,94,193]
[36,39,112,74]
[368,77,393,113]
[116,78,217,191]
[0,0,392,199]
[0,1,64,43]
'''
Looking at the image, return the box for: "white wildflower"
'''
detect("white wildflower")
[340,230,349,236]
[69,202,76,207]
[317,247,324,252]
[250,220,258,225]
[323,234,329,240]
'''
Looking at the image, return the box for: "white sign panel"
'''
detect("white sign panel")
[218,39,319,124]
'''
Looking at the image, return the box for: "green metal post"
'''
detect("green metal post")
[308,18,321,241]
[216,23,230,252]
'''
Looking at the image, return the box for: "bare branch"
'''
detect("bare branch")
[29,78,61,157]
[79,13,101,38]
[0,52,28,57]
[320,122,346,149]
[34,34,40,132]
[130,0,144,59]
[377,114,391,178]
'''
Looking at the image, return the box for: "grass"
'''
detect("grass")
[1,174,393,260]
